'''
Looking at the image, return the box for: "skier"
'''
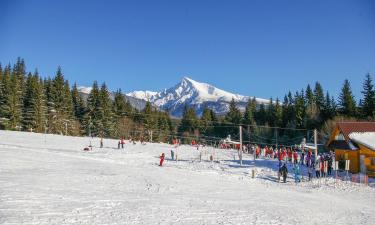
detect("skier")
[159,153,165,166]
[171,150,175,160]
[315,160,320,178]
[120,138,125,149]
[328,157,333,176]
[293,164,301,183]
[301,150,305,166]
[308,164,313,181]
[293,151,298,164]
[280,163,288,183]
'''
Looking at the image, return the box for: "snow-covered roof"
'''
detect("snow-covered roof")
[349,132,375,150]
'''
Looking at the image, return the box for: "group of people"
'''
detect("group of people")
[247,144,336,183]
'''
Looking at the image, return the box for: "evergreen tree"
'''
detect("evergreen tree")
[99,83,115,137]
[71,82,86,123]
[113,89,128,118]
[85,81,102,136]
[305,84,315,106]
[243,98,256,125]
[200,106,214,137]
[142,101,156,135]
[178,105,198,138]
[314,82,325,111]
[22,71,46,132]
[256,103,267,125]
[225,98,242,125]
[360,73,375,118]
[266,98,276,126]
[274,98,283,127]
[338,79,357,117]
[8,65,23,130]
[0,65,12,128]
[49,67,74,134]
[294,90,306,128]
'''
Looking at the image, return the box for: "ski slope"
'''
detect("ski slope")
[0,130,374,225]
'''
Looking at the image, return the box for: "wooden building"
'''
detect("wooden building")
[327,122,375,177]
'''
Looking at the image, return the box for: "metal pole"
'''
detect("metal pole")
[239,125,243,166]
[276,128,280,168]
[314,129,318,159]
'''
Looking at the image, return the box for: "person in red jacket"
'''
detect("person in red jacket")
[293,151,298,164]
[159,153,165,166]
[120,138,125,149]
[255,147,260,159]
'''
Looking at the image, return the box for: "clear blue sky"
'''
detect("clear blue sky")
[1,0,374,101]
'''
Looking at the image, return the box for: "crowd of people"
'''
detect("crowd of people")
[246,144,335,183]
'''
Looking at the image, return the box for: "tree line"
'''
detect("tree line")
[0,58,374,145]
[0,58,172,142]
[177,74,374,145]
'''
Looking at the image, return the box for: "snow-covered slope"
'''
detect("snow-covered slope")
[128,77,270,117]
[0,130,374,225]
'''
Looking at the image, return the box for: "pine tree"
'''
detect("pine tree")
[360,73,375,118]
[274,98,283,127]
[266,98,276,126]
[225,98,242,125]
[49,67,74,134]
[113,89,128,118]
[178,105,198,139]
[142,101,156,137]
[256,103,267,125]
[22,71,46,132]
[99,83,114,137]
[71,83,86,123]
[200,106,214,137]
[243,98,256,125]
[338,79,357,117]
[8,65,23,130]
[294,90,306,128]
[314,82,325,111]
[305,84,315,106]
[85,81,102,136]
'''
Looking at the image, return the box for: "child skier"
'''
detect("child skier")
[293,164,301,183]
[280,163,288,183]
[159,153,165,166]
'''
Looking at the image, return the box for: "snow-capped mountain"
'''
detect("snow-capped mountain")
[127,77,269,117]
[126,91,158,102]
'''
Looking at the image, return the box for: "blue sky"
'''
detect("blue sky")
[1,0,374,101]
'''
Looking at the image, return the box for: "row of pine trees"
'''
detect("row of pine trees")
[0,58,173,142]
[0,58,374,145]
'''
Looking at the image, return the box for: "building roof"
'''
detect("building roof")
[329,140,358,150]
[337,122,375,142]
[349,132,375,150]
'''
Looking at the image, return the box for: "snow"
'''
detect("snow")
[1,130,375,225]
[349,132,375,150]
[126,91,158,101]
[77,86,93,95]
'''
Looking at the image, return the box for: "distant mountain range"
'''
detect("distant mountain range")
[78,77,270,117]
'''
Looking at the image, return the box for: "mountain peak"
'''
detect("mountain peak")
[126,77,270,117]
